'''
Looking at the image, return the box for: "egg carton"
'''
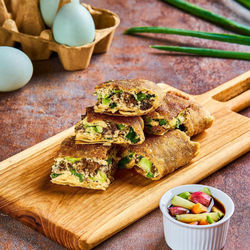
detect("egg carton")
[0,0,120,71]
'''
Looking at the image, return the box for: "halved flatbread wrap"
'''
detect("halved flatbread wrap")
[50,137,119,190]
[118,130,199,180]
[75,107,145,145]
[93,79,163,116]
[143,91,214,136]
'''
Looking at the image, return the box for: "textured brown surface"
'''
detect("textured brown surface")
[0,0,249,249]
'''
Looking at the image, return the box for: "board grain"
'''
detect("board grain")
[0,71,249,249]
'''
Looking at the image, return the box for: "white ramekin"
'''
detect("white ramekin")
[160,184,234,250]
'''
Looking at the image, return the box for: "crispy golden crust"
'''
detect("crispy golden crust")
[95,79,161,94]
[144,91,214,136]
[58,136,113,160]
[94,79,163,116]
[123,130,199,180]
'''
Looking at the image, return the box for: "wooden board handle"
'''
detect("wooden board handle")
[202,71,250,112]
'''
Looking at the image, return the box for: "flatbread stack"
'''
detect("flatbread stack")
[50,79,213,190]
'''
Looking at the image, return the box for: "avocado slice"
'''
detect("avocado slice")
[65,157,81,164]
[102,97,111,105]
[138,157,152,173]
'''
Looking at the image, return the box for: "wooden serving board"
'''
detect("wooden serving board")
[0,72,249,249]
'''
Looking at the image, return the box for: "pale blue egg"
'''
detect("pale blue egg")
[40,0,60,28]
[53,1,95,47]
[0,47,33,92]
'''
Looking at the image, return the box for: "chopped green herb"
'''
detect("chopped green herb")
[113,89,123,94]
[102,97,111,105]
[106,158,112,165]
[118,156,131,169]
[159,119,167,126]
[126,127,140,144]
[146,172,154,178]
[136,92,147,101]
[109,102,117,108]
[50,173,62,179]
[65,157,81,164]
[116,124,126,130]
[146,94,155,99]
[70,169,83,182]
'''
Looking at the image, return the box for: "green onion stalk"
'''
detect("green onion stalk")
[150,45,250,60]
[125,26,250,46]
[162,0,250,36]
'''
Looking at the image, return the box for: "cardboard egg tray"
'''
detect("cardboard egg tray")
[0,0,120,71]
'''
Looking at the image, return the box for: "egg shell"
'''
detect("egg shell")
[53,1,95,47]
[40,0,60,28]
[0,47,33,92]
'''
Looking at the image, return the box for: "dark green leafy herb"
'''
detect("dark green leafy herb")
[70,169,83,182]
[126,127,140,144]
[136,92,147,101]
[106,158,112,165]
[118,156,131,169]
[159,119,167,126]
[109,102,117,108]
[146,172,154,178]
[136,92,155,101]
[50,173,62,179]
[146,94,155,99]
[116,124,125,130]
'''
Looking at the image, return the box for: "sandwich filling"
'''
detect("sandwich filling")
[51,156,114,187]
[145,110,186,135]
[118,152,160,179]
[94,88,156,113]
[75,117,141,144]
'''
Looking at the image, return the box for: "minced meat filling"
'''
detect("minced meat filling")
[95,89,155,111]
[52,157,111,179]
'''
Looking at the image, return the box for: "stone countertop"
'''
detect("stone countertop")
[0,0,249,249]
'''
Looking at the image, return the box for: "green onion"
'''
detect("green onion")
[162,0,250,36]
[150,45,250,60]
[125,27,250,46]
[235,0,250,10]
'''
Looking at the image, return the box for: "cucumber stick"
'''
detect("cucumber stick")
[171,195,195,209]
[176,212,219,222]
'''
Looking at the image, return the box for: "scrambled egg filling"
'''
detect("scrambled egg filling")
[75,118,141,144]
[118,152,160,178]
